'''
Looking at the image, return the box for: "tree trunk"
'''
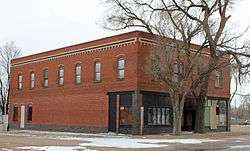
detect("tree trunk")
[0,105,3,115]
[6,76,11,114]
[195,95,206,133]
[171,92,185,135]
[173,105,182,135]
[3,102,7,115]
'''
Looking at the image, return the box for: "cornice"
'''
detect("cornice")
[11,37,228,68]
[12,38,137,68]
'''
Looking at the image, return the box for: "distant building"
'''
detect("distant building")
[9,31,231,134]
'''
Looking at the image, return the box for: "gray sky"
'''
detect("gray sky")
[0,0,249,105]
[0,0,249,56]
[0,0,121,56]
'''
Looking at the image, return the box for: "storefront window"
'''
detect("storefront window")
[120,106,133,125]
[217,101,226,126]
[148,107,171,125]
[205,99,227,128]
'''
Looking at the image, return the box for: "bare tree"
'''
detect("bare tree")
[0,41,21,115]
[103,0,250,134]
[167,0,250,132]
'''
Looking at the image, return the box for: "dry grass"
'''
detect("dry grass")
[231,125,250,133]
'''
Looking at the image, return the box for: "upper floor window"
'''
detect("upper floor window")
[173,63,183,82]
[58,66,64,86]
[94,61,101,82]
[215,69,223,87]
[43,69,49,87]
[18,74,23,90]
[30,72,35,89]
[117,58,125,80]
[75,63,81,84]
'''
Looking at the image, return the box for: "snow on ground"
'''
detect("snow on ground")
[80,138,169,148]
[51,136,219,149]
[78,138,220,148]
[15,137,220,150]
[16,138,220,151]
[230,145,250,149]
[17,146,96,151]
[1,148,13,151]
[7,130,221,150]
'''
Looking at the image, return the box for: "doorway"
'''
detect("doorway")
[183,110,196,131]
[182,100,196,131]
[20,105,25,129]
[108,94,117,132]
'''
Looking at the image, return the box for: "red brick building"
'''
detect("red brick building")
[9,31,231,134]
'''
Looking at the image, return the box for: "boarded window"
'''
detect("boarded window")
[13,106,18,122]
[27,105,32,122]
[204,107,210,127]
[207,99,227,128]
[204,100,212,127]
[120,106,133,125]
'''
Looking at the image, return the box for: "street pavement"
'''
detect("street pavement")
[0,127,249,151]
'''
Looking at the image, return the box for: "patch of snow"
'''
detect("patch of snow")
[80,138,168,148]
[78,138,219,149]
[1,148,13,151]
[17,146,96,151]
[230,145,250,149]
[6,130,221,149]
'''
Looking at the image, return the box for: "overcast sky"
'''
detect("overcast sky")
[0,0,121,56]
[0,0,249,104]
[0,0,249,56]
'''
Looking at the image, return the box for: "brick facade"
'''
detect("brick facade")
[9,31,231,134]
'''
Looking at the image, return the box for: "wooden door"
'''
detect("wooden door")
[108,94,117,132]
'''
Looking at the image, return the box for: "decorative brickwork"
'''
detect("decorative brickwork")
[9,31,231,134]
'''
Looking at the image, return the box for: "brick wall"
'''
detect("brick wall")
[9,31,231,131]
[136,32,231,98]
[9,31,141,129]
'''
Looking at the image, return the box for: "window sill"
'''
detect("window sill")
[146,124,172,127]
[75,82,82,85]
[214,85,223,89]
[117,78,125,81]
